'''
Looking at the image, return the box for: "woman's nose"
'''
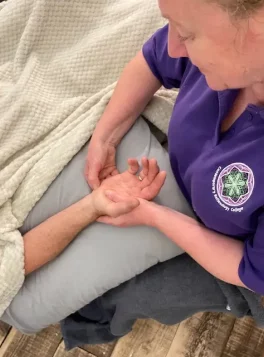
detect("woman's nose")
[168,26,189,58]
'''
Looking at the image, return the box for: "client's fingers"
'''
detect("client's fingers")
[138,157,149,180]
[142,171,167,200]
[147,158,160,183]
[127,158,139,175]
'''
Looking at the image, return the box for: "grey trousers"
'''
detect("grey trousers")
[61,252,264,350]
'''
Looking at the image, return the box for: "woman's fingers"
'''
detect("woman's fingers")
[111,168,119,176]
[97,216,114,224]
[99,166,119,180]
[104,190,139,217]
[97,215,123,226]
[104,190,125,203]
[85,161,101,189]
[108,200,139,217]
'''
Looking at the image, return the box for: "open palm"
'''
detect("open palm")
[100,157,166,201]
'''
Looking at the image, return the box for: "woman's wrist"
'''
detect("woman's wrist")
[91,115,124,146]
[92,114,135,147]
[139,200,161,227]
[91,131,117,147]
[142,201,181,229]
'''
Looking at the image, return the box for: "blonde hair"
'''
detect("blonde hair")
[210,0,264,18]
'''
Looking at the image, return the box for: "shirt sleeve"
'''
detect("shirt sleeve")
[142,24,189,89]
[238,213,264,295]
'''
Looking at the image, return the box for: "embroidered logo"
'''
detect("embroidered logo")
[212,163,254,212]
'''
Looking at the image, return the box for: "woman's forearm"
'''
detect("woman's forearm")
[23,195,97,275]
[147,203,246,287]
[92,51,161,146]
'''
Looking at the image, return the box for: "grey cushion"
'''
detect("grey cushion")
[1,118,194,333]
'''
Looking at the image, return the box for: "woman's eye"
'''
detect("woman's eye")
[178,34,193,43]
[178,35,191,42]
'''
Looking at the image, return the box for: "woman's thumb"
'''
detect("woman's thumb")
[104,190,122,202]
[110,199,139,217]
[85,162,101,189]
[105,190,139,217]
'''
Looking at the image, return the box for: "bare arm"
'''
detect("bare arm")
[23,195,98,275]
[147,203,246,287]
[91,51,161,146]
[100,199,247,288]
[23,158,163,275]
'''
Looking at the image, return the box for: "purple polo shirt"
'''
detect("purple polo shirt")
[143,25,264,295]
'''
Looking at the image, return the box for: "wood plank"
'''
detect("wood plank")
[222,317,264,357]
[110,319,178,357]
[81,341,116,357]
[0,323,10,347]
[0,325,62,357]
[166,312,236,357]
[53,342,96,357]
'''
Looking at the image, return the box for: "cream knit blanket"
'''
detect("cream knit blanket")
[0,0,177,316]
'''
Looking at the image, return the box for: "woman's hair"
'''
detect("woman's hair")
[210,0,264,18]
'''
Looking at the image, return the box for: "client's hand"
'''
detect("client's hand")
[90,157,165,220]
[100,157,166,201]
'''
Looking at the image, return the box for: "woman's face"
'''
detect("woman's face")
[158,0,264,90]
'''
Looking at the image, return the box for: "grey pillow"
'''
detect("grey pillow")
[1,118,194,333]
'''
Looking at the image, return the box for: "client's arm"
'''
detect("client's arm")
[23,157,166,275]
[23,191,137,275]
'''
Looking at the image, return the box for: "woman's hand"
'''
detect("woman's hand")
[85,139,119,189]
[90,189,139,218]
[100,157,166,201]
[85,51,161,190]
[97,195,153,227]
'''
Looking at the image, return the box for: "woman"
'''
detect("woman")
[87,0,264,294]
[63,0,264,348]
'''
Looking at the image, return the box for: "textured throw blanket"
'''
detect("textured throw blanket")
[0,0,177,316]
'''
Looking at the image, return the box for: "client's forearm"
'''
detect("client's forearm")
[23,195,97,275]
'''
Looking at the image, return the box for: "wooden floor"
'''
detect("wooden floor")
[1,313,264,357]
